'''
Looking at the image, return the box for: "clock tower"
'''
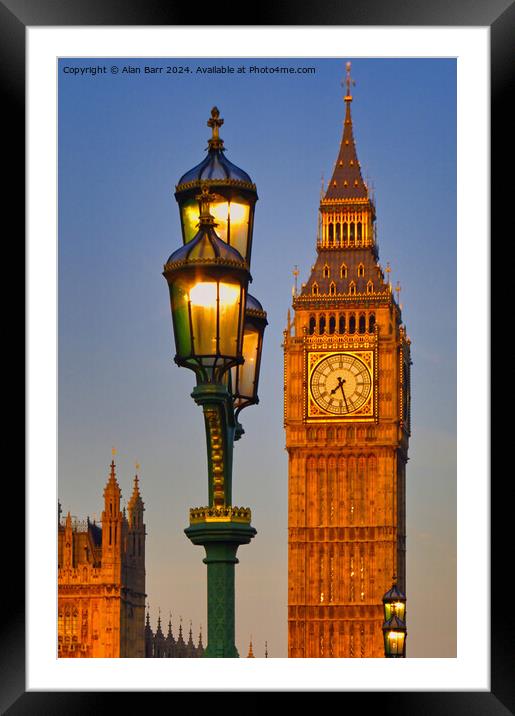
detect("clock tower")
[284,63,411,657]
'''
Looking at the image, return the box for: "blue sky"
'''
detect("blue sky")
[58,57,456,657]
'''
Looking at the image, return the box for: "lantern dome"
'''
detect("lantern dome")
[382,582,406,605]
[175,107,256,192]
[164,222,247,272]
[177,144,254,187]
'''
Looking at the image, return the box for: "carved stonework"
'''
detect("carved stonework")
[285,68,410,658]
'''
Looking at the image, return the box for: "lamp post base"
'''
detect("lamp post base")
[185,520,257,658]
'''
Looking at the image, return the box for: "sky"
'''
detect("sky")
[58,57,456,658]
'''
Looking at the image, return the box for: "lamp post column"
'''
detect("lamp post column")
[184,383,256,658]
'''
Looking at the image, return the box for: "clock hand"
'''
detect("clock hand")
[330,376,344,395]
[339,381,349,411]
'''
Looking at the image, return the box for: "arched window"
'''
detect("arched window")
[357,222,362,245]
[349,281,356,295]
[339,314,346,333]
[358,314,366,334]
[319,315,326,334]
[323,264,330,278]
[335,223,341,244]
[349,314,356,333]
[343,223,348,244]
[309,315,316,335]
[358,263,365,277]
[329,315,336,334]
[328,223,334,245]
[367,280,374,294]
[329,282,336,296]
[312,282,319,296]
[349,223,355,244]
[369,313,376,333]
[340,264,348,279]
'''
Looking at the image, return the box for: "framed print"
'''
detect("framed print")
[6,0,512,712]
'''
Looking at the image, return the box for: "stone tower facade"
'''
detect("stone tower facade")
[284,64,411,657]
[58,459,147,657]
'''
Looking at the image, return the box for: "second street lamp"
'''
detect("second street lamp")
[382,577,407,658]
[230,294,268,438]
[163,111,266,657]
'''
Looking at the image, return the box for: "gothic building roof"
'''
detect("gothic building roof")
[145,614,203,658]
[324,94,368,202]
[300,249,389,299]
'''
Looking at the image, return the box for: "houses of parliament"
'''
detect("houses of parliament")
[57,455,204,658]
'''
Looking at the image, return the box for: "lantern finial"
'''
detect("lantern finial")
[195,185,218,226]
[207,107,224,149]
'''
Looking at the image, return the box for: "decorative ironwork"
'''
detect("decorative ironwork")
[189,506,252,524]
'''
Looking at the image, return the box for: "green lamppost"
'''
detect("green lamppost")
[382,577,407,657]
[163,110,266,657]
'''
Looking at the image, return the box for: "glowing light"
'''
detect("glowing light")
[210,202,229,223]
[228,202,247,223]
[189,282,240,308]
[189,282,217,307]
[219,283,240,306]
[210,201,247,224]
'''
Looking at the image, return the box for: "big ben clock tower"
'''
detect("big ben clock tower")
[284,63,411,658]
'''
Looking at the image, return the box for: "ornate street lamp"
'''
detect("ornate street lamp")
[230,294,268,432]
[174,106,258,267]
[163,110,266,657]
[382,577,407,658]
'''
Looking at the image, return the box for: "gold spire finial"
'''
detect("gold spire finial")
[112,447,117,458]
[207,106,224,149]
[342,61,355,100]
[135,461,140,472]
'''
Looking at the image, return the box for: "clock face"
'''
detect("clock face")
[309,353,372,416]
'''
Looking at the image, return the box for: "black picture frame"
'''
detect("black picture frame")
[7,0,510,712]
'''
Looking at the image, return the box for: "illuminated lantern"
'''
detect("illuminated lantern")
[230,294,268,417]
[163,187,250,385]
[382,578,407,657]
[174,107,258,266]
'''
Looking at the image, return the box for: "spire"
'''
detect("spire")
[247,637,255,658]
[167,613,175,641]
[265,641,268,658]
[197,625,204,654]
[156,608,164,636]
[103,449,122,522]
[177,617,185,645]
[128,461,145,528]
[108,447,118,485]
[324,62,368,202]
